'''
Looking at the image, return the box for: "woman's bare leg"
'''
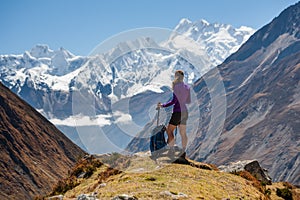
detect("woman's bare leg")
[178,124,188,151]
[166,124,177,147]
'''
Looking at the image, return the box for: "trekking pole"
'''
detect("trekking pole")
[156,106,160,127]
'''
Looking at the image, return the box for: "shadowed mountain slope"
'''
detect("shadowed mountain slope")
[0,82,86,199]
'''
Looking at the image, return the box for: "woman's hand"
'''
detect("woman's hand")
[157,102,162,110]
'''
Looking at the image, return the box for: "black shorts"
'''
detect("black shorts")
[169,112,188,126]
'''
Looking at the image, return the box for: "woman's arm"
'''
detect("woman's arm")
[162,93,178,107]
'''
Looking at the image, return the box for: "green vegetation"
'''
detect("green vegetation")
[276,187,293,200]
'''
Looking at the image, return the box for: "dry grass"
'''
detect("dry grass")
[266,182,300,200]
[49,155,103,196]
[47,153,300,200]
[61,154,266,200]
[231,170,266,194]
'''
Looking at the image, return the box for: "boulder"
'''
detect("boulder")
[244,160,272,184]
[77,193,98,200]
[218,160,272,184]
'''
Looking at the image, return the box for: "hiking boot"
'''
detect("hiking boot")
[180,151,186,159]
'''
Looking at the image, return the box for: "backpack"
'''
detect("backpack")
[150,125,167,153]
[150,108,167,157]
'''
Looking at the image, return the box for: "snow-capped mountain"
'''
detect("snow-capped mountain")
[0,19,255,153]
[0,44,87,92]
[165,18,255,67]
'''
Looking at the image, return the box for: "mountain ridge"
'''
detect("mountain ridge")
[189,2,300,185]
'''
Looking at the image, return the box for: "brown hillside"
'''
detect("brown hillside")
[0,82,86,199]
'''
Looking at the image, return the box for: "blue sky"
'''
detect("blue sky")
[0,0,299,56]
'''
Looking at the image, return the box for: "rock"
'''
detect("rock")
[218,160,254,172]
[218,160,272,184]
[77,193,98,200]
[244,160,272,184]
[47,195,63,200]
[77,172,86,178]
[99,183,107,188]
[160,191,188,199]
[111,194,138,200]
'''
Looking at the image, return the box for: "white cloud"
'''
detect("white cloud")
[113,111,132,124]
[50,114,111,127]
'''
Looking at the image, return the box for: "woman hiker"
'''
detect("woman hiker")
[157,70,191,158]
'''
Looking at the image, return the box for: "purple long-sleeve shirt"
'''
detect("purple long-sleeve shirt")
[162,82,191,112]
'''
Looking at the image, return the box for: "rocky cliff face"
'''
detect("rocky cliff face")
[0,82,86,199]
[127,2,300,185]
[192,2,300,185]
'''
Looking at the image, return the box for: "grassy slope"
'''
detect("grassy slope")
[47,153,300,200]
[56,153,266,199]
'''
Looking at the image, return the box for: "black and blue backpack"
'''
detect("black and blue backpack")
[150,124,167,153]
[150,108,167,157]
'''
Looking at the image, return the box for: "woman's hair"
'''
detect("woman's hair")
[172,70,184,89]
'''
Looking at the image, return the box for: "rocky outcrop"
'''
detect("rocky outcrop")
[244,161,272,185]
[219,160,272,184]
